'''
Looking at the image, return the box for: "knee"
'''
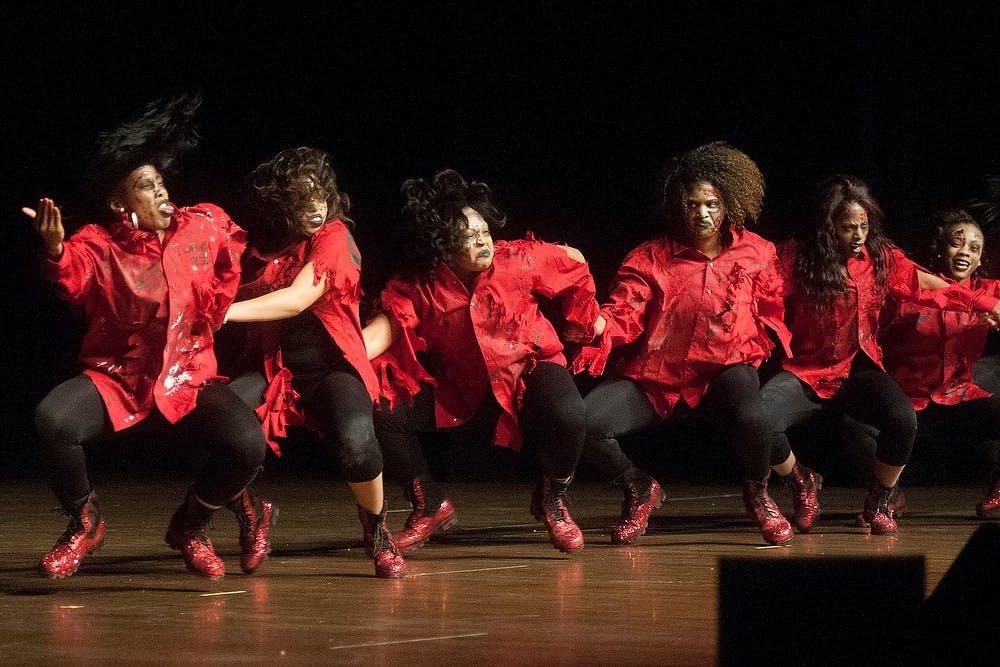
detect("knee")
[223,426,268,468]
[34,401,77,450]
[547,393,586,433]
[333,417,381,477]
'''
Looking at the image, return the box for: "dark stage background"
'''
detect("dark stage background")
[3,2,1000,481]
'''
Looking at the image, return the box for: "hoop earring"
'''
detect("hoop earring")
[130,212,139,230]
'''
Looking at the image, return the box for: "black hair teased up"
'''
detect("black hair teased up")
[399,168,506,279]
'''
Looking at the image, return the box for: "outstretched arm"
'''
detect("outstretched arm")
[225,261,328,323]
[362,312,402,360]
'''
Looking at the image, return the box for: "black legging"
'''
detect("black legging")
[375,361,585,482]
[763,356,917,468]
[842,395,1000,481]
[229,367,383,483]
[34,375,267,510]
[583,363,772,482]
[297,369,383,483]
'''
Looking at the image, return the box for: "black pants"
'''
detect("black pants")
[34,375,267,510]
[844,396,1000,480]
[230,368,383,483]
[763,358,917,468]
[374,362,585,483]
[583,363,772,482]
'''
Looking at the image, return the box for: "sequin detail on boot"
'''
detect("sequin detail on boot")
[165,489,225,579]
[610,473,664,545]
[743,479,793,545]
[394,478,457,552]
[358,505,406,579]
[783,463,822,533]
[530,478,584,553]
[976,478,1000,518]
[862,484,899,535]
[39,491,106,579]
[227,487,277,574]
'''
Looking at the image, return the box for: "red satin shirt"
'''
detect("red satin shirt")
[777,240,999,398]
[881,277,1000,409]
[237,220,377,453]
[573,228,792,418]
[375,237,600,450]
[42,204,245,430]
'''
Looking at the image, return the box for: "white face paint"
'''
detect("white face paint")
[683,181,725,245]
[448,206,494,280]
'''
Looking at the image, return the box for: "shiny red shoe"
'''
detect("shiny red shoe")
[611,477,664,545]
[228,487,277,574]
[743,480,793,545]
[39,492,106,579]
[862,484,898,536]
[976,480,1000,518]
[784,463,822,532]
[165,489,225,580]
[530,478,584,553]
[394,478,457,552]
[358,505,406,579]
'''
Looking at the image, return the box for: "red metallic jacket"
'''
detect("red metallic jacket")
[573,228,792,418]
[375,237,600,450]
[42,204,245,429]
[777,240,999,398]
[881,277,1000,409]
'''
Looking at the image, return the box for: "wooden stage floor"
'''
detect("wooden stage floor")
[0,476,994,665]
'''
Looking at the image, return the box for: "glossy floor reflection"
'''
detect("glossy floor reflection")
[1,477,993,665]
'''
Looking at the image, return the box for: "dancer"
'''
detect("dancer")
[364,168,601,553]
[878,209,1000,517]
[25,94,274,580]
[572,141,799,546]
[764,175,1000,535]
[223,147,405,578]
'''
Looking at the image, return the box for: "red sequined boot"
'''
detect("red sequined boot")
[976,477,1000,518]
[358,505,406,579]
[743,479,793,545]
[530,477,584,553]
[227,486,277,574]
[783,463,822,532]
[39,491,106,579]
[862,483,898,535]
[394,478,456,552]
[610,470,664,545]
[165,489,225,579]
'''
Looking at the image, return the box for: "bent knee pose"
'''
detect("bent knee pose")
[877,209,1000,518]
[765,176,1000,535]
[224,147,404,578]
[574,142,797,546]
[27,95,272,580]
[365,168,601,554]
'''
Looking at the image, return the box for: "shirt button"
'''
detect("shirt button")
[273,259,280,264]
[706,288,712,294]
[709,262,714,267]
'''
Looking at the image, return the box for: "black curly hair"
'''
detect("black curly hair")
[247,146,351,252]
[926,208,988,279]
[398,168,506,279]
[660,141,765,246]
[794,174,893,310]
